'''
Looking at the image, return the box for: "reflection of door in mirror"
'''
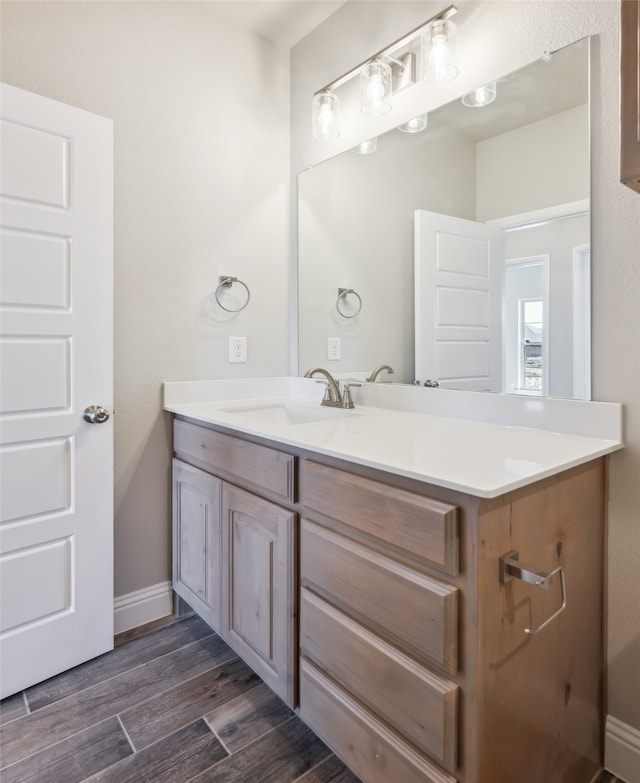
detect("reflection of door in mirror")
[414,210,503,391]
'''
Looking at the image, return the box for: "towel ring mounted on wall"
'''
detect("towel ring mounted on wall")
[215,276,250,313]
[336,287,362,318]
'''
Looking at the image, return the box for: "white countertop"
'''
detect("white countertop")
[164,377,623,499]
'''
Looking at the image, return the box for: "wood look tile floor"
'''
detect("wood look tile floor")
[0,615,625,783]
[0,615,359,783]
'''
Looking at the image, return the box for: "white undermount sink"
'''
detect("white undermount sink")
[220,402,359,426]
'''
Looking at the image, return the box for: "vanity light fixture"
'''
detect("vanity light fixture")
[398,113,428,133]
[462,80,497,107]
[361,59,392,116]
[421,18,458,84]
[311,4,458,141]
[312,91,340,140]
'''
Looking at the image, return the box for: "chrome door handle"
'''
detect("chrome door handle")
[83,405,110,424]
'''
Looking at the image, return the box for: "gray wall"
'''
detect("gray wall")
[291,0,640,737]
[1,1,290,597]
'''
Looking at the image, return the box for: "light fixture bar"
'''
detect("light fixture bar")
[314,4,458,96]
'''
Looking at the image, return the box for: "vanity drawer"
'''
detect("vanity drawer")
[300,658,457,783]
[173,419,295,502]
[301,519,458,674]
[300,459,459,575]
[301,588,458,769]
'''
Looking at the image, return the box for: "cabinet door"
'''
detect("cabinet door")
[221,483,296,706]
[172,459,221,633]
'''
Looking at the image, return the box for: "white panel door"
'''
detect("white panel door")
[415,210,504,391]
[0,83,113,698]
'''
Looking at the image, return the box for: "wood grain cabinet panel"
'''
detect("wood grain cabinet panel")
[299,658,456,783]
[300,588,458,769]
[301,519,458,674]
[221,483,296,707]
[174,419,295,502]
[300,460,459,575]
[172,459,221,633]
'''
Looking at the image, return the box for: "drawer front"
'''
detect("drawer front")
[174,419,295,502]
[300,460,459,575]
[301,588,458,769]
[300,659,457,783]
[301,520,458,673]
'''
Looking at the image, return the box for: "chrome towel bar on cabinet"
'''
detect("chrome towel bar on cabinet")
[499,549,567,636]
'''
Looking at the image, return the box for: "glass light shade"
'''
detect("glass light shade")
[312,91,340,140]
[354,137,378,154]
[462,81,497,107]
[398,113,428,133]
[421,20,458,84]
[360,60,392,116]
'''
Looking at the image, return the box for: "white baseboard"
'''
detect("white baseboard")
[113,580,174,635]
[605,715,640,783]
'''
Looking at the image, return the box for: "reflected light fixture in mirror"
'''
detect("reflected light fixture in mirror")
[311,4,458,141]
[422,19,458,83]
[398,113,428,132]
[462,80,497,107]
[312,91,340,140]
[354,137,378,154]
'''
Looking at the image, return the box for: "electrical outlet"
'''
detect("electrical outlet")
[228,336,247,363]
[327,337,341,361]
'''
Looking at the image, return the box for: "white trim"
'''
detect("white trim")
[605,715,640,783]
[113,580,173,635]
[487,199,590,230]
[572,243,591,400]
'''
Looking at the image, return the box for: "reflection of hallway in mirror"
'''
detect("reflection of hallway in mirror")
[504,256,549,395]
[502,212,590,399]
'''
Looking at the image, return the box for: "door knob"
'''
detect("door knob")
[83,405,110,424]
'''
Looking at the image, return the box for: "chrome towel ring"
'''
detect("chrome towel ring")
[215,276,250,313]
[336,287,362,318]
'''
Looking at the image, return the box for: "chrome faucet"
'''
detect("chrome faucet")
[366,364,395,382]
[304,368,360,409]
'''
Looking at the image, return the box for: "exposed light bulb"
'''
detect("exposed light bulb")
[318,104,335,134]
[360,60,392,116]
[422,20,458,84]
[312,91,340,140]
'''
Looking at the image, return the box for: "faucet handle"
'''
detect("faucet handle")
[341,381,361,409]
[315,379,337,403]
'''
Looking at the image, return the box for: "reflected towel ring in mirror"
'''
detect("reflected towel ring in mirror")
[215,276,250,313]
[336,287,362,318]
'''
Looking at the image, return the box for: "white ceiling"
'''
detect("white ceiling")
[207,0,348,48]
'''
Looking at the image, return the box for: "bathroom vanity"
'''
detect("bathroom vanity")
[165,378,622,783]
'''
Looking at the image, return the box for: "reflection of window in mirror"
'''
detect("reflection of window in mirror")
[520,299,543,393]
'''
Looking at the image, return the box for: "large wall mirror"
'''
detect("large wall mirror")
[298,37,590,399]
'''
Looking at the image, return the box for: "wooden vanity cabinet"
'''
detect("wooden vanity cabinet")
[621,0,640,192]
[172,418,297,707]
[171,417,606,783]
[299,456,606,783]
